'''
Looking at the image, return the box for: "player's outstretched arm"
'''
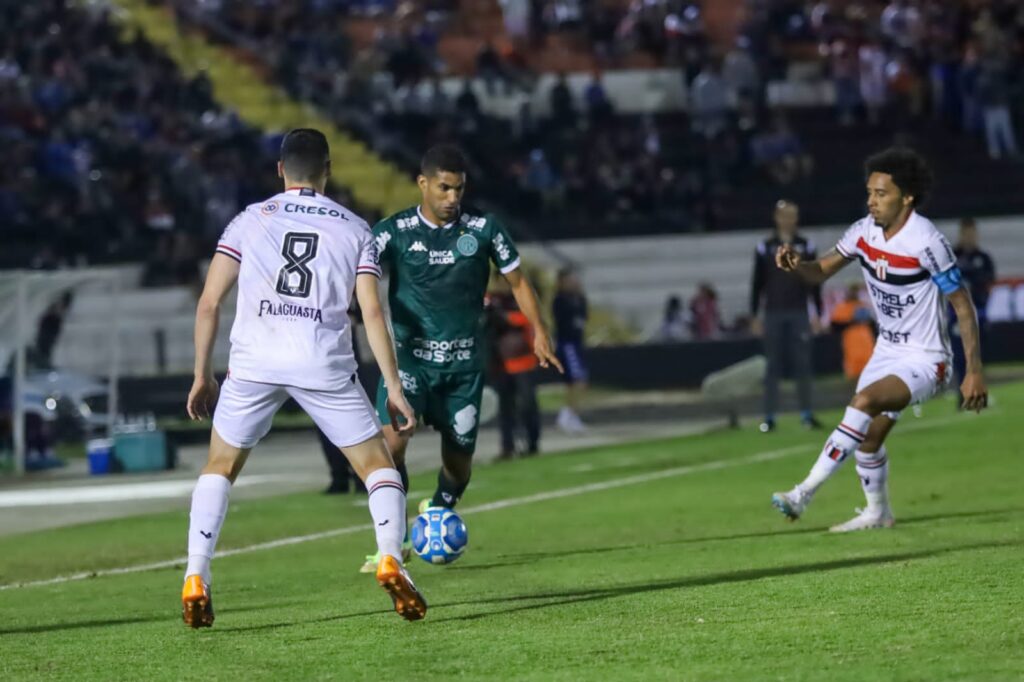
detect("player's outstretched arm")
[354,274,415,432]
[187,254,240,420]
[947,287,988,412]
[776,246,850,285]
[503,267,564,374]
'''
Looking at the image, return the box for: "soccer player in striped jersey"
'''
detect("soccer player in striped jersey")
[770,147,988,532]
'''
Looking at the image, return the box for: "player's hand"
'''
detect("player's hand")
[776,244,801,271]
[750,317,764,337]
[533,331,564,374]
[960,371,988,413]
[187,375,220,421]
[387,390,417,434]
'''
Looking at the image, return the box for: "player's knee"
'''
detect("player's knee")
[203,458,242,483]
[850,392,880,415]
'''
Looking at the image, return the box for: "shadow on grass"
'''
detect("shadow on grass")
[431,538,1022,623]
[447,505,1024,572]
[0,602,294,636]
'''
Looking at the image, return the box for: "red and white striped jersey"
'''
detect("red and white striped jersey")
[836,211,956,359]
[215,188,380,390]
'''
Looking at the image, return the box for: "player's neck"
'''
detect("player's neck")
[882,208,913,239]
[282,179,326,195]
[417,204,454,228]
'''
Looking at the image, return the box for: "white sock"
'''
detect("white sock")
[798,406,872,496]
[855,446,890,512]
[185,474,231,584]
[365,467,406,562]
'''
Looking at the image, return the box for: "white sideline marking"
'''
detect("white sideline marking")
[0,475,302,508]
[0,412,986,591]
[0,445,807,591]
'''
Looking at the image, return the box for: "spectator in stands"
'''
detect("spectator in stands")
[977,57,1019,159]
[658,295,688,341]
[723,37,762,104]
[33,292,74,370]
[750,112,813,185]
[859,36,889,126]
[522,149,563,211]
[750,199,823,433]
[690,59,730,139]
[825,38,860,126]
[549,72,576,129]
[477,42,509,94]
[951,218,996,407]
[584,71,614,123]
[689,282,721,340]
[830,283,875,383]
[553,267,589,434]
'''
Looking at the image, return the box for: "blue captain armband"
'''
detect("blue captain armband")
[932,267,963,295]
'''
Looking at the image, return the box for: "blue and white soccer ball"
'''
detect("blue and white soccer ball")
[411,507,468,565]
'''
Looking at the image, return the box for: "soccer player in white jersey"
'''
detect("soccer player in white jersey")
[770,148,988,532]
[180,129,427,627]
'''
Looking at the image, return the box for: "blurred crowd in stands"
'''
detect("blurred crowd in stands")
[3,0,1024,272]
[0,1,282,273]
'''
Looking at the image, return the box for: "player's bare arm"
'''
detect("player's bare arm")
[187,253,240,421]
[355,273,416,432]
[503,267,564,373]
[776,246,850,285]
[947,287,988,412]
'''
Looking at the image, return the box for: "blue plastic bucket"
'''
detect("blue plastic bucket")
[86,438,114,475]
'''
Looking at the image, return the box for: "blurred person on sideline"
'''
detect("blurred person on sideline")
[553,267,589,433]
[830,283,876,382]
[750,200,824,432]
[950,218,995,407]
[689,282,721,340]
[489,282,542,459]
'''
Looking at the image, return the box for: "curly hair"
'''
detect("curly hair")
[864,147,934,207]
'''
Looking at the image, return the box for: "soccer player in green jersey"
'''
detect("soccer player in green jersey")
[359,145,562,571]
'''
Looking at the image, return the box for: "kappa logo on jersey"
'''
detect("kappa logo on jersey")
[408,241,427,253]
[262,201,279,215]
[396,216,419,230]
[276,232,319,298]
[456,234,479,256]
[429,249,455,265]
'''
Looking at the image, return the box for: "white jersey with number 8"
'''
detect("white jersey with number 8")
[215,188,381,391]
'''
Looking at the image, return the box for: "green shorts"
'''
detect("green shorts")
[375,366,485,454]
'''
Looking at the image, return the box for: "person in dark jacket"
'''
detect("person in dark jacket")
[750,200,823,432]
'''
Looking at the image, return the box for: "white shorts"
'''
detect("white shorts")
[855,350,952,420]
[212,375,381,449]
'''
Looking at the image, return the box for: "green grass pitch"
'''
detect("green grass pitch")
[1,383,1022,681]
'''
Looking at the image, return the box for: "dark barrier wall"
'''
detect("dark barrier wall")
[122,323,1024,415]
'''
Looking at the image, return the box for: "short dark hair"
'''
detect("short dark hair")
[280,128,330,181]
[864,147,933,207]
[421,144,467,177]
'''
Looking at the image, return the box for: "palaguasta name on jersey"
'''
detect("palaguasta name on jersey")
[258,299,324,322]
[405,336,475,364]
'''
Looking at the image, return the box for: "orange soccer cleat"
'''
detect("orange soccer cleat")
[376,554,427,622]
[181,575,215,629]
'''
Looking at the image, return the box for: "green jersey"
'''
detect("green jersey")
[373,205,521,373]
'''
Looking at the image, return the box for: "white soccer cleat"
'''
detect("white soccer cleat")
[771,487,810,521]
[829,507,895,533]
